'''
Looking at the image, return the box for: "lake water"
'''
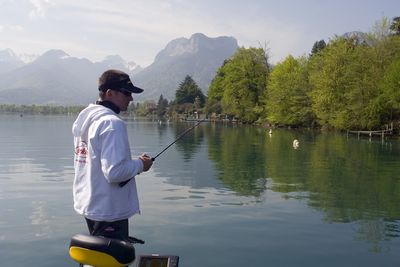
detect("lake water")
[0,114,399,267]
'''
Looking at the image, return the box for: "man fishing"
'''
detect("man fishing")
[72,69,153,241]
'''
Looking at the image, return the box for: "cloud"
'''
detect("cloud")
[9,24,24,31]
[0,24,24,32]
[29,0,54,19]
[227,18,308,63]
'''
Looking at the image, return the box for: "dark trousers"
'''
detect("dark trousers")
[85,217,129,241]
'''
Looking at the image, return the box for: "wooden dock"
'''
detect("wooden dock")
[347,124,393,140]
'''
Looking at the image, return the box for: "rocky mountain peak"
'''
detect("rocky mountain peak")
[0,48,25,74]
[154,33,238,64]
[0,48,22,63]
[34,49,70,63]
[99,55,141,73]
[134,33,238,101]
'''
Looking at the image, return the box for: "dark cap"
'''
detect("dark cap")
[98,69,143,94]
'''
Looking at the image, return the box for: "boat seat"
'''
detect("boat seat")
[69,234,135,267]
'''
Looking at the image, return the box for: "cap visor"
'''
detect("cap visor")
[123,84,144,94]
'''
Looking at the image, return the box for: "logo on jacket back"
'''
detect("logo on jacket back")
[75,141,88,164]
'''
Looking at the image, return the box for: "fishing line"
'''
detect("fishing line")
[151,119,205,161]
[119,119,206,187]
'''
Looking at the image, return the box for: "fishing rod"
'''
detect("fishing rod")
[119,119,206,187]
[151,119,205,161]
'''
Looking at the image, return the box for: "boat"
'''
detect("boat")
[69,234,179,267]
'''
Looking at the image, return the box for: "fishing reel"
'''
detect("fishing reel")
[69,234,179,267]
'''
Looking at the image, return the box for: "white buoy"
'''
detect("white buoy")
[269,129,272,135]
[293,139,299,149]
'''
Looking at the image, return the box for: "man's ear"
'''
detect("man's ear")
[105,89,114,97]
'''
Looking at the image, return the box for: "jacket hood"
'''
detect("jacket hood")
[72,104,113,137]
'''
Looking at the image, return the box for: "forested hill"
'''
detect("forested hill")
[205,17,400,131]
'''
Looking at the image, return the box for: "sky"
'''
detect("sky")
[0,0,398,67]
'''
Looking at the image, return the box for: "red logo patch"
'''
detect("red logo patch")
[75,141,88,164]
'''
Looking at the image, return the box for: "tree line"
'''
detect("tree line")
[155,16,400,131]
[0,104,85,115]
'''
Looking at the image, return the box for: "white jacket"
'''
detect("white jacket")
[72,104,144,221]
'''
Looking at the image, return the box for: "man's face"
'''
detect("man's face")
[107,89,133,111]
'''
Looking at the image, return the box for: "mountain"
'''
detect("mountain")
[0,49,25,74]
[0,33,238,105]
[0,50,102,104]
[96,55,142,74]
[133,33,238,101]
[18,53,39,64]
[0,49,145,104]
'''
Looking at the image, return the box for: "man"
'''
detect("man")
[72,69,153,241]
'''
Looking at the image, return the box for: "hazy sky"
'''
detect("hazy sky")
[0,0,398,67]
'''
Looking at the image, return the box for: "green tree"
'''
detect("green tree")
[156,94,169,119]
[220,47,269,123]
[311,40,326,56]
[370,16,392,41]
[378,56,400,122]
[361,24,400,128]
[308,36,380,129]
[389,16,400,35]
[264,55,314,126]
[175,75,205,106]
[207,60,229,101]
[309,29,400,130]
[341,44,383,129]
[308,38,354,129]
[135,100,157,116]
[206,60,229,114]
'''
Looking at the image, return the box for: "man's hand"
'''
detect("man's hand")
[139,153,153,172]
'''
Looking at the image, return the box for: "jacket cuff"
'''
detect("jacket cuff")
[134,158,144,175]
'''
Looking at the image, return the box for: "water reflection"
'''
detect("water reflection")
[0,115,399,265]
[202,125,400,250]
[165,122,399,225]
[0,115,74,178]
[206,124,268,197]
[160,121,399,251]
[174,122,206,161]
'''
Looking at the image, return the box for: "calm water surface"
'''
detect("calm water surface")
[0,114,399,267]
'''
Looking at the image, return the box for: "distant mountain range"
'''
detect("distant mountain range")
[0,33,238,105]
